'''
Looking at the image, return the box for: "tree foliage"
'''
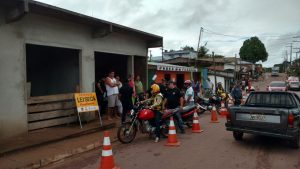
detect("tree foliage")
[181,45,195,51]
[197,46,209,58]
[239,37,268,64]
[288,58,300,76]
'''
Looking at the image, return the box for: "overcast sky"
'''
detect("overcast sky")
[37,0,300,67]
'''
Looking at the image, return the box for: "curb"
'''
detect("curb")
[18,138,118,169]
[1,123,116,157]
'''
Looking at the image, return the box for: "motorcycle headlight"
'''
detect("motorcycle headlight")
[130,109,135,116]
[208,106,213,110]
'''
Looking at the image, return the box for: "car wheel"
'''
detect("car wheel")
[233,131,243,141]
[289,133,299,149]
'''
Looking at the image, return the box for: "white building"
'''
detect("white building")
[0,0,162,140]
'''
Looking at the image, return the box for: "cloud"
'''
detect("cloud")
[37,0,300,67]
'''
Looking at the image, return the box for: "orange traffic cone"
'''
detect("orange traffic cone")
[165,116,181,147]
[221,101,225,108]
[99,131,120,169]
[192,112,204,133]
[210,105,219,123]
[219,107,228,118]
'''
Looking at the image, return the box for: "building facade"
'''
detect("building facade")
[0,0,162,140]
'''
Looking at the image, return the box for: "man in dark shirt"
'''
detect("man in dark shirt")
[231,82,243,106]
[164,80,185,134]
[119,78,134,123]
[159,79,167,97]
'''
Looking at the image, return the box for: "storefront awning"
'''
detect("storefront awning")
[148,62,198,72]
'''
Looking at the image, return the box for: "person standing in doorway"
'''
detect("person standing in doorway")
[128,74,136,104]
[96,78,108,115]
[135,75,144,101]
[119,78,134,123]
[105,71,122,120]
[116,76,122,89]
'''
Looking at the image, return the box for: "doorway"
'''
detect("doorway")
[176,74,184,90]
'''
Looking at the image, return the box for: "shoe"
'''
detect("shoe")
[154,137,160,143]
[180,130,185,134]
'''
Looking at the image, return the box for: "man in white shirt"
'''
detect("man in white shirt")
[105,71,122,120]
[184,80,195,106]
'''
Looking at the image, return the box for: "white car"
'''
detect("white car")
[289,81,300,90]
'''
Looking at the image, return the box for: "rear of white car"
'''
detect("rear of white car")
[289,81,300,91]
[268,81,287,91]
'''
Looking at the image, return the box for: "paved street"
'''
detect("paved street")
[45,73,300,169]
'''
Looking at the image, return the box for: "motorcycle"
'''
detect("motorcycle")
[117,103,172,144]
[197,95,224,114]
[176,103,206,127]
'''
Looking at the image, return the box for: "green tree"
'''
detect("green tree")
[181,45,195,51]
[239,37,268,64]
[288,58,300,76]
[197,46,209,58]
[214,54,225,58]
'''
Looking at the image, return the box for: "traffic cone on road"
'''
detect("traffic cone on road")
[221,101,225,108]
[219,107,228,118]
[98,131,120,169]
[210,105,219,123]
[192,112,204,133]
[219,101,227,118]
[165,116,181,147]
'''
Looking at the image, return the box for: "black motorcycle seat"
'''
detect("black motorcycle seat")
[180,105,196,114]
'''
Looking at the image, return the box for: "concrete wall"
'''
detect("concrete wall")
[0,12,149,140]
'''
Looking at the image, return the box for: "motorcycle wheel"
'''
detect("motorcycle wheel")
[186,115,193,128]
[160,121,169,138]
[117,122,137,144]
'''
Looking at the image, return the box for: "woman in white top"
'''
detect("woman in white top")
[105,71,122,120]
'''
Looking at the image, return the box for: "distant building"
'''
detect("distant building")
[150,50,198,62]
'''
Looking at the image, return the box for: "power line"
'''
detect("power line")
[202,27,299,40]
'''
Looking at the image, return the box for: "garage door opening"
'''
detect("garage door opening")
[26,44,80,97]
[94,52,128,83]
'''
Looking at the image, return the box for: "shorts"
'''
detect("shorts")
[107,94,121,108]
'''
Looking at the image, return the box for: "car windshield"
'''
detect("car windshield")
[270,82,285,87]
[291,82,299,85]
[245,93,296,108]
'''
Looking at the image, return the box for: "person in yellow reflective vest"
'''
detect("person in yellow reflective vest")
[216,82,229,108]
[140,84,164,143]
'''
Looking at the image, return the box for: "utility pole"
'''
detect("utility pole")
[149,50,152,62]
[286,43,293,63]
[195,27,204,72]
[234,54,237,80]
[161,47,164,62]
[285,50,288,73]
[196,27,203,53]
[213,52,217,92]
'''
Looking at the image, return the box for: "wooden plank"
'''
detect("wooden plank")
[28,116,77,131]
[28,109,76,122]
[28,101,76,113]
[27,93,74,104]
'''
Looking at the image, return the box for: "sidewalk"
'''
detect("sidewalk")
[0,119,119,169]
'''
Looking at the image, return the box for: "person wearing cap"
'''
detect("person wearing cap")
[184,80,195,106]
[164,80,185,134]
[230,82,243,106]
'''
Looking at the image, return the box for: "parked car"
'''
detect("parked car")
[267,81,287,91]
[288,81,300,91]
[226,91,300,148]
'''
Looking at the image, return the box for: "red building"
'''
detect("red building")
[148,62,198,89]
